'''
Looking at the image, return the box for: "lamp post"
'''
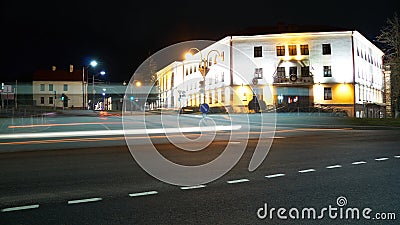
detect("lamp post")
[185,48,224,104]
[82,60,98,109]
[91,70,106,110]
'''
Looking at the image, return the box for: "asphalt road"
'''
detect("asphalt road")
[1,128,399,224]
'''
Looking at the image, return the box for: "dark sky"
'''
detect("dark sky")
[1,1,398,82]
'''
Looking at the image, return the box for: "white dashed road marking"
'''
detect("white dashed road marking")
[227,179,249,184]
[326,165,342,169]
[265,173,285,178]
[298,169,316,173]
[129,191,158,197]
[1,204,39,212]
[375,157,389,161]
[351,161,367,165]
[180,185,206,190]
[68,197,102,205]
[3,154,398,213]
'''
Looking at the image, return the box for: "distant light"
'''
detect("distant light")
[135,81,142,87]
[102,92,105,96]
[100,71,106,75]
[185,52,193,59]
[90,60,98,67]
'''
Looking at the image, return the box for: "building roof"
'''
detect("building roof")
[33,68,86,82]
[230,23,351,36]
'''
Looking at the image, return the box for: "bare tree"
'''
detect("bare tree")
[376,12,400,117]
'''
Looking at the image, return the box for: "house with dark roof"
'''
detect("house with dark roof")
[32,65,87,109]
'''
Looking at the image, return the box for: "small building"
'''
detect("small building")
[32,65,86,109]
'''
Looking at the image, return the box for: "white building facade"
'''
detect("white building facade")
[32,66,86,109]
[157,30,385,117]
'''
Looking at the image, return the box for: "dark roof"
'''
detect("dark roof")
[230,23,351,36]
[33,69,86,81]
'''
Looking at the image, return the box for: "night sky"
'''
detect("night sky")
[1,1,398,83]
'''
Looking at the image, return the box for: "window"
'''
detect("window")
[40,97,45,104]
[49,84,53,91]
[255,68,263,79]
[277,67,285,78]
[324,87,332,100]
[301,66,310,77]
[171,72,174,88]
[288,45,297,56]
[63,84,68,91]
[289,66,297,75]
[221,72,225,82]
[49,97,53,105]
[322,44,331,55]
[40,84,45,91]
[254,46,262,57]
[323,66,332,77]
[186,68,188,76]
[276,45,285,56]
[300,45,309,55]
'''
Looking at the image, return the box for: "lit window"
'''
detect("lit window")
[288,45,297,56]
[40,84,45,91]
[63,84,68,91]
[300,45,309,55]
[324,87,332,100]
[323,66,332,77]
[254,46,262,57]
[322,44,331,55]
[276,45,285,56]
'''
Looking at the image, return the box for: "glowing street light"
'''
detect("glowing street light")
[90,60,98,67]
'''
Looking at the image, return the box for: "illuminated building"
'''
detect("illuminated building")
[157,27,385,117]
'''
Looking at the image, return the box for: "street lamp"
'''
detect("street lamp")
[185,48,224,104]
[91,70,106,110]
[82,60,98,109]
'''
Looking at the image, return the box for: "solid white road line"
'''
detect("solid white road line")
[68,197,102,205]
[375,157,389,161]
[129,191,158,197]
[180,185,206,190]
[298,169,316,173]
[265,173,285,178]
[326,165,342,169]
[227,179,249,184]
[1,204,39,212]
[352,161,367,165]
